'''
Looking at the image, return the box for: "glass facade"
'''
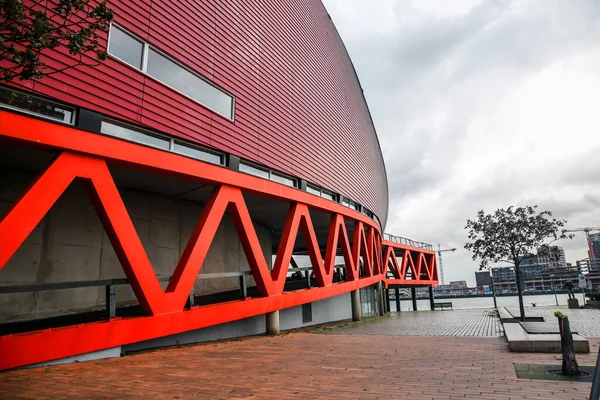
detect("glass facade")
[360,285,379,317]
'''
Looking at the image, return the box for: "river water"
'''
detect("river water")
[393,293,584,312]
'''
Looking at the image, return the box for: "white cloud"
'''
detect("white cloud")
[323,0,600,286]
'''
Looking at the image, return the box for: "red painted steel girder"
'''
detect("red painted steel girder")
[0,111,436,369]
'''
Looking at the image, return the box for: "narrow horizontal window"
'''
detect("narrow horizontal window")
[107,24,235,120]
[239,162,269,179]
[271,172,296,187]
[0,87,74,124]
[101,121,170,150]
[147,49,234,120]
[307,185,321,196]
[173,141,223,165]
[107,25,144,70]
[321,190,336,202]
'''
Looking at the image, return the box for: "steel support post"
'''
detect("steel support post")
[105,285,116,319]
[411,287,417,311]
[395,287,400,312]
[239,274,247,299]
[385,288,391,313]
[377,282,385,316]
[429,286,435,310]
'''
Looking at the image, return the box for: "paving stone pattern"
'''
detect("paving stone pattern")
[1,334,598,399]
[527,306,600,337]
[321,309,503,337]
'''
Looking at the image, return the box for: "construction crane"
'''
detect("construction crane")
[437,245,457,297]
[565,227,600,264]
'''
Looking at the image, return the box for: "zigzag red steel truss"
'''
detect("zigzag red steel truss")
[0,111,437,370]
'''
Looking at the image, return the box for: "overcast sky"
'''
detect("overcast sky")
[322,0,600,286]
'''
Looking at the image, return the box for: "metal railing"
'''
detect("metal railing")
[0,266,350,322]
[383,233,433,250]
[0,272,249,320]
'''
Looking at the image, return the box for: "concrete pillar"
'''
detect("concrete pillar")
[395,287,400,312]
[411,287,417,311]
[429,286,435,310]
[351,289,361,321]
[266,311,280,335]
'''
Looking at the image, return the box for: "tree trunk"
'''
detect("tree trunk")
[515,264,526,321]
[558,317,581,376]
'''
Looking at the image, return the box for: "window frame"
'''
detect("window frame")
[106,24,145,71]
[0,86,75,125]
[101,120,171,151]
[100,119,225,165]
[106,23,235,121]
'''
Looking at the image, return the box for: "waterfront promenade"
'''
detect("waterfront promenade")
[1,308,598,399]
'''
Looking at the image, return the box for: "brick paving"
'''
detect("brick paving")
[1,329,598,399]
[320,309,503,337]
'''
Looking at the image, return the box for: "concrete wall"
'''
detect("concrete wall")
[122,292,351,353]
[280,292,351,330]
[0,168,272,323]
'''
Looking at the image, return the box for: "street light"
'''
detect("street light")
[437,245,457,297]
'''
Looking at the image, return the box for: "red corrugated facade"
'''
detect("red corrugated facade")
[15,0,389,225]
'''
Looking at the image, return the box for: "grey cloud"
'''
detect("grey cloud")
[324,0,600,284]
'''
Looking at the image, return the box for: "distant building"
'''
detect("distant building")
[492,262,579,294]
[475,271,491,291]
[591,233,600,263]
[521,253,538,266]
[449,280,468,289]
[538,246,566,268]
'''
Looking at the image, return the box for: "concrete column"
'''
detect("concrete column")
[429,286,435,310]
[411,287,417,311]
[395,288,400,312]
[266,311,280,335]
[351,289,361,321]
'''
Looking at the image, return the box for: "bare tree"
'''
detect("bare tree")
[465,206,573,320]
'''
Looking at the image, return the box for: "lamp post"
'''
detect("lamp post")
[437,245,457,297]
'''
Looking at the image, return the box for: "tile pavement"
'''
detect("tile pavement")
[320,308,503,337]
[0,310,598,399]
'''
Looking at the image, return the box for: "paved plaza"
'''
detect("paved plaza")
[321,308,503,337]
[1,308,599,399]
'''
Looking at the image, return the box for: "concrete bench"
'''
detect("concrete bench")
[504,322,589,353]
[433,302,453,310]
[499,306,545,322]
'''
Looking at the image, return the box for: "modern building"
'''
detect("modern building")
[475,271,491,291]
[0,1,438,370]
[491,263,579,293]
[591,233,600,264]
[537,246,567,268]
[449,280,468,289]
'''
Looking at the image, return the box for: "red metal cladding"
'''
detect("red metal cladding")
[8,0,388,225]
[0,112,435,370]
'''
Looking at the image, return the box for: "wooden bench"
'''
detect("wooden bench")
[433,302,453,310]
